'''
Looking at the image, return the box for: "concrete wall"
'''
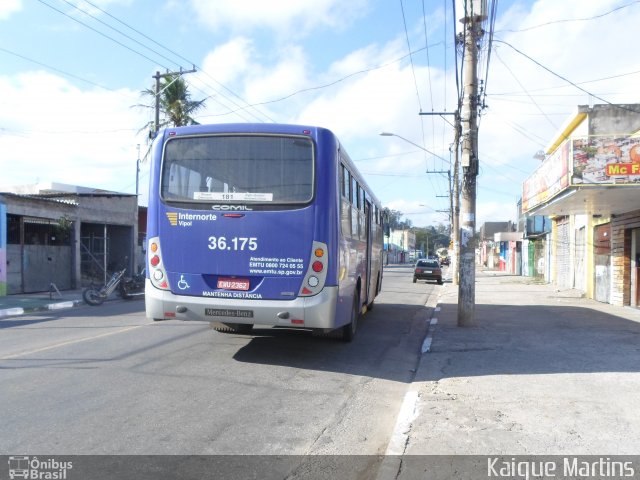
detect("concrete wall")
[8,245,72,293]
[587,104,640,135]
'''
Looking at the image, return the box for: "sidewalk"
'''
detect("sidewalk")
[0,288,86,318]
[403,269,640,458]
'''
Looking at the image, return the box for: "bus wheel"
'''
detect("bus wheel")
[367,277,380,311]
[342,293,359,342]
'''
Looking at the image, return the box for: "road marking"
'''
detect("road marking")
[385,389,419,456]
[421,336,432,353]
[0,307,25,318]
[0,323,152,360]
[47,301,76,310]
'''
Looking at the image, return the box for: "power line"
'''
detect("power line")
[496,1,640,33]
[45,0,273,123]
[489,68,640,95]
[79,0,273,122]
[493,39,640,115]
[400,0,424,113]
[35,0,164,67]
[198,44,433,118]
[493,48,558,130]
[57,0,181,69]
[0,46,133,98]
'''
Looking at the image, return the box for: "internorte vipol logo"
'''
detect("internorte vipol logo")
[8,456,73,479]
[165,211,217,227]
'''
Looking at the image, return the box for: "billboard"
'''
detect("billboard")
[572,135,640,185]
[522,134,640,213]
[522,139,571,212]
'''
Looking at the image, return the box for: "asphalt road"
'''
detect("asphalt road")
[0,265,439,457]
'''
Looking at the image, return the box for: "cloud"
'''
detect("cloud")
[199,37,254,86]
[0,0,21,20]
[0,71,147,192]
[188,0,368,36]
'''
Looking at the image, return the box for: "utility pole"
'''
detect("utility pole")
[458,1,485,327]
[152,66,197,136]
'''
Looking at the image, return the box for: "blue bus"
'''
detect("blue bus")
[145,123,384,341]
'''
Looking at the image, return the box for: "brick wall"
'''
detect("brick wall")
[611,210,640,306]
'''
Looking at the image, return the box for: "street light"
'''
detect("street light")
[533,150,547,161]
[379,132,448,162]
[381,131,459,284]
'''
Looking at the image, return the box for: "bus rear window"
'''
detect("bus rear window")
[161,134,314,204]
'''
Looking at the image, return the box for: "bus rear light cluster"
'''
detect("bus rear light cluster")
[299,241,328,297]
[148,236,170,291]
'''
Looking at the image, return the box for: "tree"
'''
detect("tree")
[382,208,401,231]
[138,74,206,137]
[412,223,451,256]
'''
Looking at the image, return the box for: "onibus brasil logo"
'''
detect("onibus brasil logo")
[8,456,73,479]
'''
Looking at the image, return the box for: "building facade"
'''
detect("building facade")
[0,183,138,294]
[386,229,416,263]
[521,104,640,307]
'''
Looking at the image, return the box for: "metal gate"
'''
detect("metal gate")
[556,217,571,288]
[594,223,611,303]
[574,227,586,292]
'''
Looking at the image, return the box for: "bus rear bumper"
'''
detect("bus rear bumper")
[145,280,342,329]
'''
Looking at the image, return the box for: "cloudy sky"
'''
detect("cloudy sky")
[1,0,639,227]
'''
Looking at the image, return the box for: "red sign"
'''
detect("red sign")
[606,163,640,176]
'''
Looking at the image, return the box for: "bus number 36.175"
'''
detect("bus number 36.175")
[207,236,258,251]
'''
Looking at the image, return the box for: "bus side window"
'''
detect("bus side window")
[351,180,359,239]
[351,175,357,206]
[339,164,350,237]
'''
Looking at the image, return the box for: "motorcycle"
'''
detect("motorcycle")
[118,269,146,300]
[83,268,145,306]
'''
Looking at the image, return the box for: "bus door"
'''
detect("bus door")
[364,200,373,306]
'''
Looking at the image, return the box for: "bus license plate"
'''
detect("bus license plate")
[217,277,250,291]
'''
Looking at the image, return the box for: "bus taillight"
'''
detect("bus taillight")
[299,241,328,297]
[148,237,170,291]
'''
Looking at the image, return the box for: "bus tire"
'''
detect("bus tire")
[342,293,359,342]
[367,276,381,311]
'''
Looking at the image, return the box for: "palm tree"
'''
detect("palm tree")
[139,73,206,138]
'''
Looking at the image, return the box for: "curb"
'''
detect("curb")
[383,285,444,458]
[0,299,85,319]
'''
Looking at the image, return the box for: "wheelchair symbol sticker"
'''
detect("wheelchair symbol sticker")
[177,275,190,290]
